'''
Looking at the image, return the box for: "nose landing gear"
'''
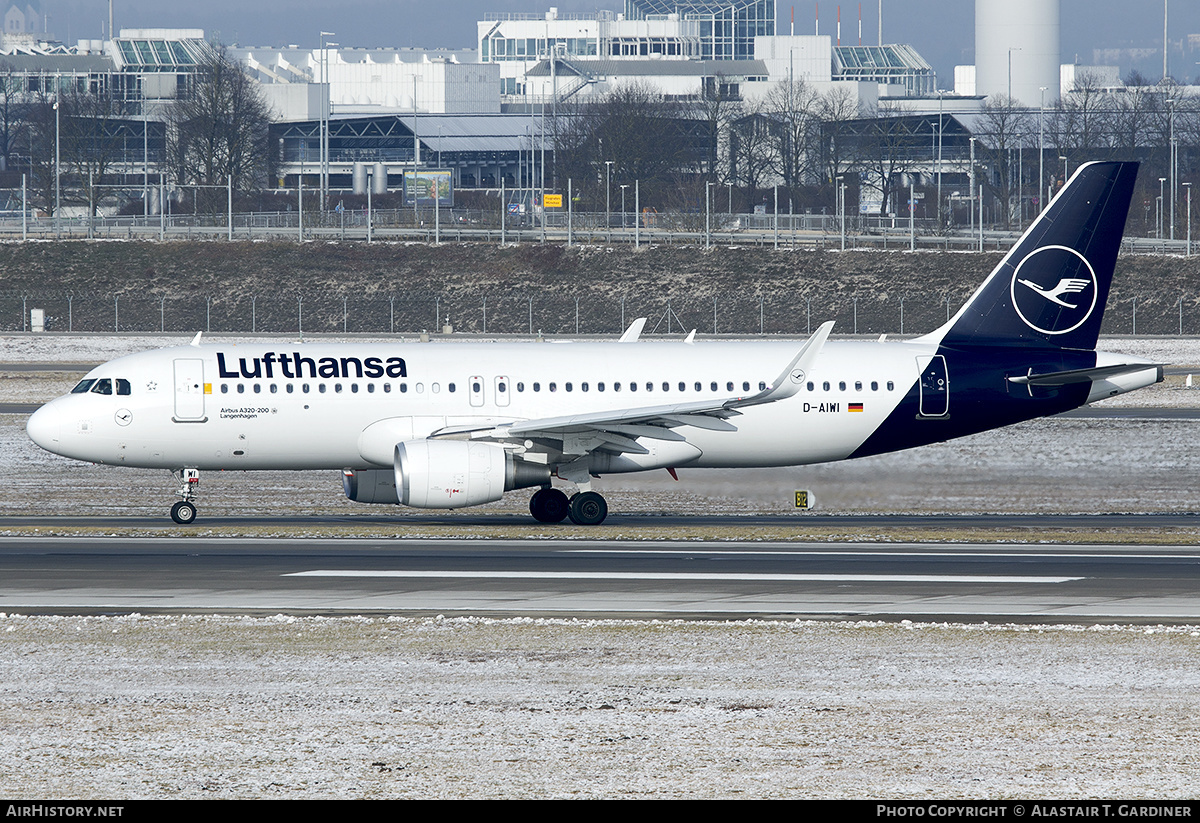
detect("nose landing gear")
[170,469,200,524]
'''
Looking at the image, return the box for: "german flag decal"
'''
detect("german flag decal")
[849,402,864,412]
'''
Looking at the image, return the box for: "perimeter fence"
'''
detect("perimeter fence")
[3,291,1196,337]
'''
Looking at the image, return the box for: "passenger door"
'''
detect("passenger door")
[173,359,207,422]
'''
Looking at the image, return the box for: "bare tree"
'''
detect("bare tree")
[815,85,861,184]
[553,81,707,210]
[1110,80,1158,157]
[727,98,775,207]
[977,94,1032,229]
[851,106,928,218]
[59,88,135,216]
[167,45,273,214]
[1047,72,1109,171]
[0,62,28,173]
[763,76,819,195]
[23,80,58,215]
[690,73,741,182]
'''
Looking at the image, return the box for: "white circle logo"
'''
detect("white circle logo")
[1009,245,1098,336]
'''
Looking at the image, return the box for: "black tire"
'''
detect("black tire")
[170,500,197,525]
[530,488,570,523]
[567,491,608,526]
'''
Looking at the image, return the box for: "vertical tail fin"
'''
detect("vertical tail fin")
[926,161,1139,351]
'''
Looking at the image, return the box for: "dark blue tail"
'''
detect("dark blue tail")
[932,161,1139,351]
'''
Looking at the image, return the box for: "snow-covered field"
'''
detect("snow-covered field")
[1,614,1198,799]
[3,336,1200,799]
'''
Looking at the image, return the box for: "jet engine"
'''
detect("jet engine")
[344,441,549,507]
[395,439,549,508]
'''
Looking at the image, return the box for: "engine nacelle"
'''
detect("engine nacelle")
[394,439,549,509]
[342,468,399,504]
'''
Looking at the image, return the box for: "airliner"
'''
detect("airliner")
[26,161,1161,525]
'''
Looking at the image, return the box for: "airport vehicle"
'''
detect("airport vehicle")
[27,161,1160,525]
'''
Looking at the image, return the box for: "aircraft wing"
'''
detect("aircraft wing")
[433,321,833,456]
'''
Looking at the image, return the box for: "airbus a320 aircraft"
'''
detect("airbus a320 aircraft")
[28,161,1161,525]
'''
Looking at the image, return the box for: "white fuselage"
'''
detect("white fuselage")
[27,338,934,473]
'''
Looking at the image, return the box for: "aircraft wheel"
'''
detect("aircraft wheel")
[567,491,608,526]
[170,500,197,525]
[530,488,569,523]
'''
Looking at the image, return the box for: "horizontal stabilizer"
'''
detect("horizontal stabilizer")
[1008,363,1164,386]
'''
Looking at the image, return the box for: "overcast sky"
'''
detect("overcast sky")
[46,1,1200,84]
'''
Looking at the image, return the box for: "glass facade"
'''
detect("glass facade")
[624,0,774,61]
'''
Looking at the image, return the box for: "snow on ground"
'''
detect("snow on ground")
[1,615,1197,799]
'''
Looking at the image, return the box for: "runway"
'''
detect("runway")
[2,536,1198,622]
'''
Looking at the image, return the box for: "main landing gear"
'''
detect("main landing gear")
[529,487,609,526]
[170,469,200,524]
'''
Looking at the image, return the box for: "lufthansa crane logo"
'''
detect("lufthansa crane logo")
[1009,245,1098,335]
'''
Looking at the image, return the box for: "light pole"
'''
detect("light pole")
[1169,97,1177,240]
[1038,86,1047,213]
[705,180,711,249]
[969,136,976,235]
[319,31,335,212]
[619,183,628,229]
[1159,177,1167,240]
[836,175,846,251]
[604,160,613,228]
[53,89,60,237]
[1007,47,1021,101]
[1184,182,1192,256]
[936,90,944,227]
[1059,155,1068,195]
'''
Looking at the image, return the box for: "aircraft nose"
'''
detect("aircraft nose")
[26,403,62,451]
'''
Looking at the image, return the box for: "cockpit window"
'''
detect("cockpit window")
[115,379,131,396]
[90,379,112,395]
[71,379,96,394]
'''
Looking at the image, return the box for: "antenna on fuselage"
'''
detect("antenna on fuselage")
[189,332,203,347]
[683,329,696,344]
